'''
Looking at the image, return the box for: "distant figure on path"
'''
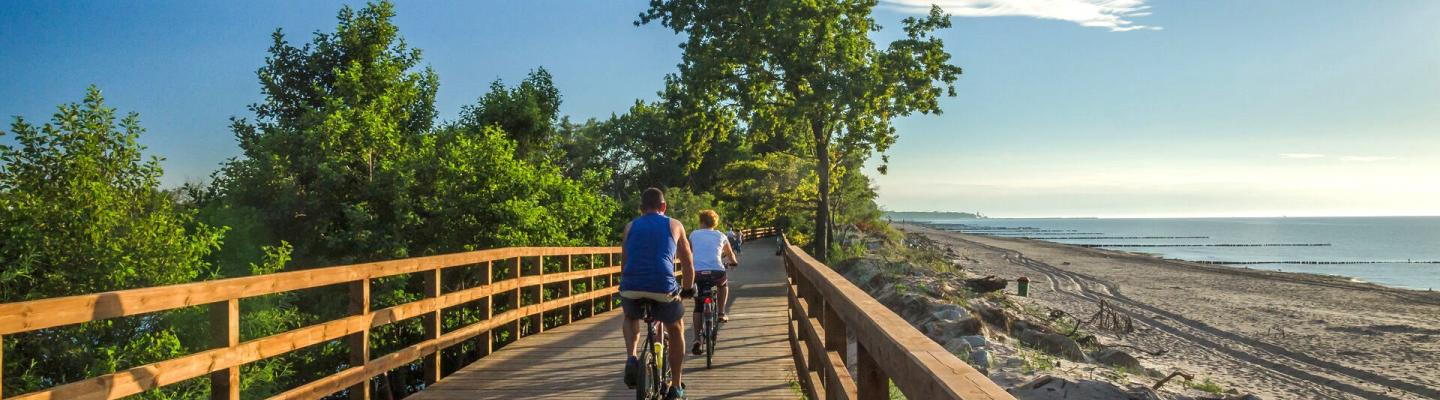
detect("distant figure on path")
[619,188,695,400]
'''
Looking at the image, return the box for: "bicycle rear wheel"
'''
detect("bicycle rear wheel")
[636,332,654,400]
[652,323,668,399]
[705,303,716,368]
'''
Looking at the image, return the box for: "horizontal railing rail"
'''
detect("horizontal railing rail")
[0,246,625,400]
[739,226,779,238]
[781,235,1015,400]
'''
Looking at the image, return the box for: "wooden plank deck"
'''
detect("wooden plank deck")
[410,240,800,399]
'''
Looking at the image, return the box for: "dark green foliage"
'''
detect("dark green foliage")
[0,87,224,398]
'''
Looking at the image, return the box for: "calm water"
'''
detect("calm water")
[912,217,1440,291]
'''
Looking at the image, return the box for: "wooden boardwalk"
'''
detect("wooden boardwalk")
[410,240,799,399]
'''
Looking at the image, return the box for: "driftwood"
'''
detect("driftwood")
[1080,299,1134,334]
[1152,370,1194,390]
[965,275,1008,293]
[1054,299,1136,336]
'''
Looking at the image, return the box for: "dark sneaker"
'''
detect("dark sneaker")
[691,341,704,355]
[665,384,686,400]
[623,356,639,388]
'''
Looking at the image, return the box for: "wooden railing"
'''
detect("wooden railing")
[740,226,779,239]
[0,247,624,400]
[780,235,1015,400]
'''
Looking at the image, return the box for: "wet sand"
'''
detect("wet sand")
[900,223,1440,400]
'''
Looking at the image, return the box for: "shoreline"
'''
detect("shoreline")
[899,223,1440,399]
[923,221,1440,293]
[1081,246,1440,297]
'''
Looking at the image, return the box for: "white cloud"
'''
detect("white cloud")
[1340,156,1401,162]
[1280,153,1326,159]
[881,0,1160,32]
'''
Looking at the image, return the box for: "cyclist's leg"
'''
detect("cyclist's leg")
[715,271,731,322]
[654,298,686,388]
[619,296,647,358]
[619,295,650,387]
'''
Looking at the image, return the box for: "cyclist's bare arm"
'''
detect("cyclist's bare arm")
[721,240,738,269]
[620,221,633,264]
[671,219,695,291]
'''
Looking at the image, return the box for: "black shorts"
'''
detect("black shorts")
[694,270,728,312]
[620,292,684,323]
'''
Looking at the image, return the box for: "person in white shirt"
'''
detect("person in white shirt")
[689,210,739,355]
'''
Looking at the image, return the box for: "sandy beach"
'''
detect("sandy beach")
[899,223,1440,400]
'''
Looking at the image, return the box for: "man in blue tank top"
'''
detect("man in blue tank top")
[620,188,695,399]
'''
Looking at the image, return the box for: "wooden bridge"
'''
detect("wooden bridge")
[0,228,1013,400]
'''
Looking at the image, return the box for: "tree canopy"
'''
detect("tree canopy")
[639,1,961,259]
[0,87,225,398]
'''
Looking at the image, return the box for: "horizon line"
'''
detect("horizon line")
[884,211,1440,219]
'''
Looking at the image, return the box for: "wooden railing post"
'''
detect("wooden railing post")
[608,253,618,310]
[856,342,888,400]
[347,279,370,400]
[807,301,822,379]
[512,257,522,340]
[588,254,597,316]
[1,333,5,400]
[822,301,846,365]
[535,256,545,334]
[423,267,442,384]
[209,299,239,400]
[483,261,493,356]
[564,255,574,324]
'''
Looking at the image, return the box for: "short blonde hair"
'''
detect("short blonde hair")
[698,209,719,228]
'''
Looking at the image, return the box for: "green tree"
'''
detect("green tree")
[563,99,745,218]
[0,87,225,398]
[407,124,617,254]
[461,68,563,163]
[639,2,962,260]
[204,2,442,394]
[216,0,438,267]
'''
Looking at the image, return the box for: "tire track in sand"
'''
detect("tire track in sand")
[954,235,1432,400]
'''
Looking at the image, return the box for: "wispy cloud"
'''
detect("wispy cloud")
[881,0,1161,32]
[1279,153,1326,159]
[1340,156,1401,162]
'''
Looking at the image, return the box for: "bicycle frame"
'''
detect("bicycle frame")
[637,302,669,400]
[698,288,719,368]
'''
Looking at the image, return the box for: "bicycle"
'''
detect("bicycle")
[633,299,671,400]
[693,263,735,369]
[695,284,719,369]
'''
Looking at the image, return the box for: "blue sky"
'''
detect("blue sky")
[3,1,1438,217]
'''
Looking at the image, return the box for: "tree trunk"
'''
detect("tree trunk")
[813,121,831,262]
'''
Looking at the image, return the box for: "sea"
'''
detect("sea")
[907,216,1440,291]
